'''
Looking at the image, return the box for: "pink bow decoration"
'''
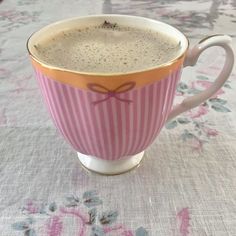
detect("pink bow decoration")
[87,82,136,105]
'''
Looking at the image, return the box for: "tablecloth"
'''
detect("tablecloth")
[1,0,236,235]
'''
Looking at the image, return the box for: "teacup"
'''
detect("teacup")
[27,15,234,175]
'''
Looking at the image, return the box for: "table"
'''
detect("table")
[0,0,236,235]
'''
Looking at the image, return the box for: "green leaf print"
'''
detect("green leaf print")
[135,227,149,236]
[211,103,231,112]
[99,210,118,225]
[12,221,29,231]
[165,120,178,129]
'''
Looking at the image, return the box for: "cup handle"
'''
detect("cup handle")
[167,34,234,122]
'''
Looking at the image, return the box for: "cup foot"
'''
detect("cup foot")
[77,151,144,175]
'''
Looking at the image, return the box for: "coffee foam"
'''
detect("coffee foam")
[35,24,181,73]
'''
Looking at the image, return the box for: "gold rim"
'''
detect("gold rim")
[26,15,190,77]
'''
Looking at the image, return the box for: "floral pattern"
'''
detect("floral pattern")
[12,190,191,236]
[0,9,41,33]
[12,191,149,236]
[166,72,232,151]
[177,208,191,236]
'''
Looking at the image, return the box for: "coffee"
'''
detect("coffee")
[34,22,181,73]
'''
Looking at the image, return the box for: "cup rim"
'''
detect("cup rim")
[27,14,189,77]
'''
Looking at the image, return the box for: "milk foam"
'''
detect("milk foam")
[35,23,181,73]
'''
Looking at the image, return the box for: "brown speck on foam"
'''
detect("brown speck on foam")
[102,20,117,29]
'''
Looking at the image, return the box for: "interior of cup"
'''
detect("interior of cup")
[27,14,189,73]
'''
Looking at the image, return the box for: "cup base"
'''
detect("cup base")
[77,151,144,175]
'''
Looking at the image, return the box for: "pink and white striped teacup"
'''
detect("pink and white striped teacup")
[27,15,234,174]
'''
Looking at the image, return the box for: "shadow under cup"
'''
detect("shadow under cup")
[27,15,188,174]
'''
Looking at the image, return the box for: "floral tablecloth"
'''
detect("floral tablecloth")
[1,0,236,235]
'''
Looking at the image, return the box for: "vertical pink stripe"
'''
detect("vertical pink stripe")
[163,74,172,115]
[148,80,162,146]
[91,92,107,158]
[136,87,144,153]
[152,79,166,141]
[39,74,69,140]
[62,85,85,152]
[110,101,121,159]
[54,81,81,149]
[157,70,180,138]
[80,92,101,156]
[98,100,112,159]
[131,86,146,154]
[107,99,116,159]
[161,73,175,126]
[156,75,173,136]
[167,70,179,115]
[36,71,56,124]
[159,74,173,128]
[165,72,175,115]
[75,91,94,155]
[132,88,142,154]
[37,72,73,146]
[59,84,83,151]
[139,83,154,151]
[90,99,107,158]
[141,81,159,150]
[148,77,167,145]
[120,92,132,157]
[69,88,90,154]
[36,71,55,120]
[162,70,180,128]
[140,85,150,150]
[123,92,132,155]
[156,78,168,136]
[116,102,124,157]
[100,99,113,159]
[126,90,138,155]
[73,89,93,154]
[48,79,77,147]
[120,101,127,157]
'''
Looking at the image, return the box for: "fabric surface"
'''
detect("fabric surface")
[0,0,236,235]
